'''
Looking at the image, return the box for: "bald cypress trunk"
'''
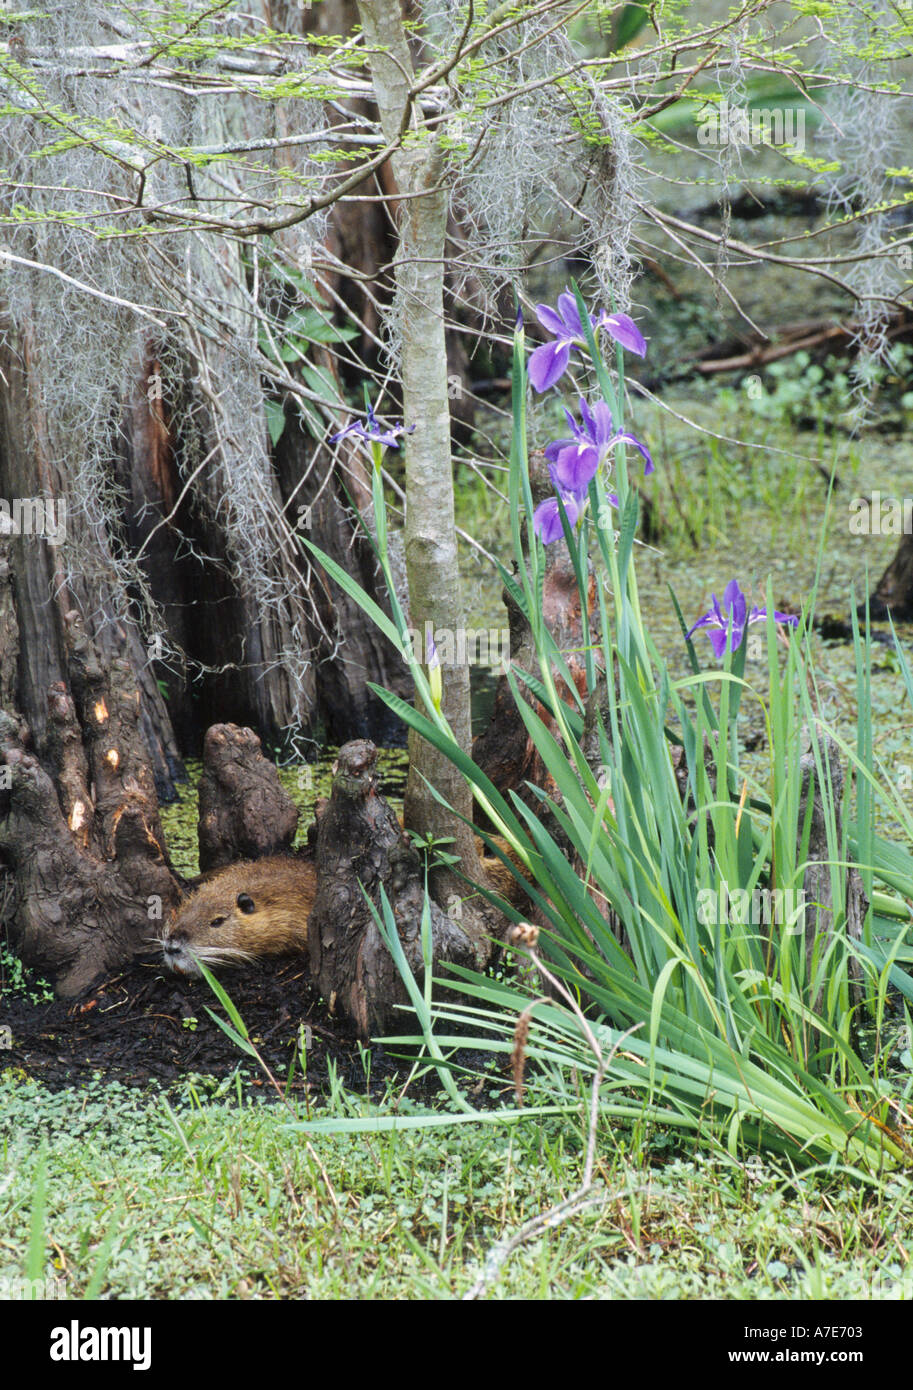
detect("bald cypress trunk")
[356,0,479,886]
[0,335,183,995]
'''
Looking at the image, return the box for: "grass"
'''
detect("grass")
[0,1070,910,1300]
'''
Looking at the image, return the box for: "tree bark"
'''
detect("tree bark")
[861,532,913,621]
[308,739,483,1037]
[0,329,185,798]
[356,0,478,889]
[271,411,412,743]
[0,629,182,997]
[197,724,299,872]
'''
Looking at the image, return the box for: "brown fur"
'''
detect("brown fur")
[162,856,315,978]
[161,843,527,978]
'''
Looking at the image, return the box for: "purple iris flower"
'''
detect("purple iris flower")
[533,398,653,543]
[686,580,798,658]
[545,397,654,483]
[330,400,413,451]
[532,486,584,545]
[528,290,647,393]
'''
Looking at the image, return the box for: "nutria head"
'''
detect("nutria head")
[162,855,315,978]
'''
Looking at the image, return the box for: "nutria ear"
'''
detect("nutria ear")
[236,893,256,915]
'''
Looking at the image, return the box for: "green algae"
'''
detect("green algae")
[160,747,409,880]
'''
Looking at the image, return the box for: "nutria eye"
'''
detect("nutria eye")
[237,893,256,914]
[209,914,227,928]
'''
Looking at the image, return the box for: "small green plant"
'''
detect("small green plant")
[731,344,913,431]
[0,946,54,1005]
[743,351,853,427]
[406,828,460,876]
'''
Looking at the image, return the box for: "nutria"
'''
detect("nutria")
[161,855,315,978]
[161,845,526,979]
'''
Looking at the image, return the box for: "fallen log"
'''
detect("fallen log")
[693,309,913,376]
